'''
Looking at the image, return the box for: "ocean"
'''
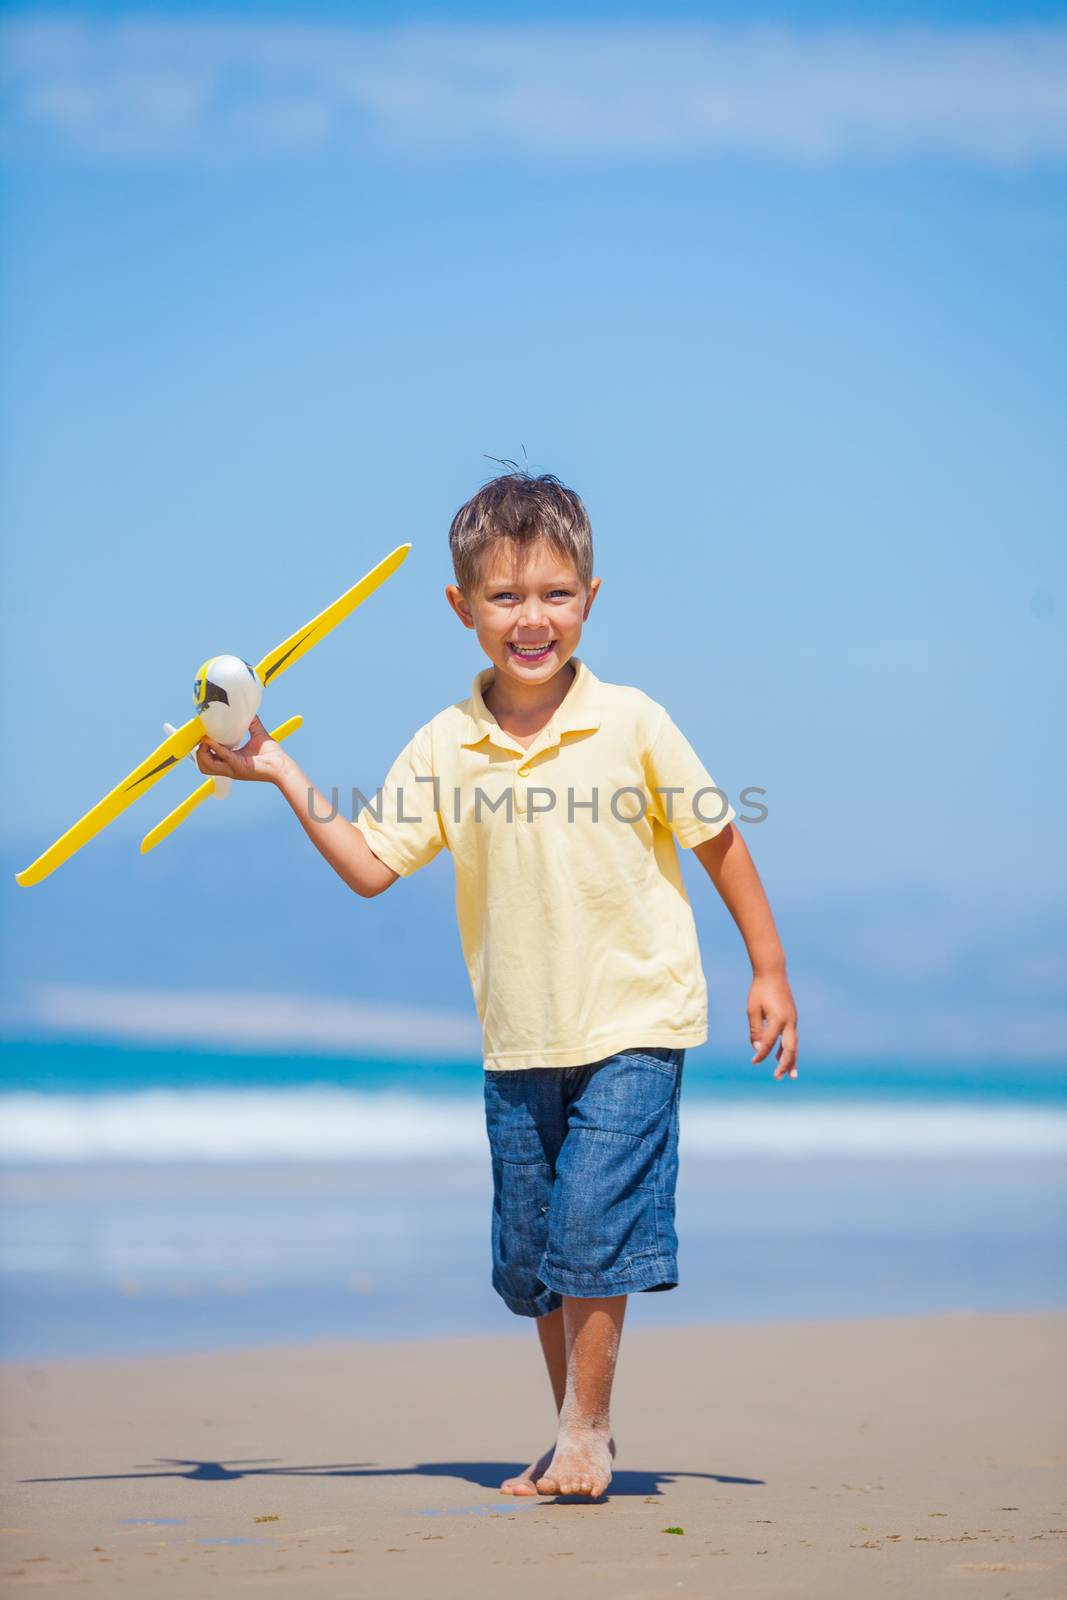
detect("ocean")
[2,1038,1065,1360]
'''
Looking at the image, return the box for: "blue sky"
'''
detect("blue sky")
[1,2,1064,1060]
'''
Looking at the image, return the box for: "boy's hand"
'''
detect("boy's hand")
[196,715,287,785]
[748,971,799,1080]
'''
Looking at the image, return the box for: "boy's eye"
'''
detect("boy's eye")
[491,589,572,600]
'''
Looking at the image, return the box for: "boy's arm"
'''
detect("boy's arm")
[693,824,798,1080]
[196,717,399,899]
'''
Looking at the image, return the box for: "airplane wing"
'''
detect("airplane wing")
[256,543,411,687]
[16,717,204,888]
[140,715,304,856]
[18,542,410,888]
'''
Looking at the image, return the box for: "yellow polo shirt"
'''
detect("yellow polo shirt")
[353,656,736,1071]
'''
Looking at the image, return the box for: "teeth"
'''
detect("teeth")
[511,642,552,653]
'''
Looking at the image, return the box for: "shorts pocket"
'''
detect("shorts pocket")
[581,1051,680,1132]
[547,1127,661,1274]
[622,1047,683,1078]
[491,1155,554,1296]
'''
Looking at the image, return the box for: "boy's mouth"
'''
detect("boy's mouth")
[507,641,555,663]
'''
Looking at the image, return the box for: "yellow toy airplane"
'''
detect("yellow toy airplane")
[16,543,411,888]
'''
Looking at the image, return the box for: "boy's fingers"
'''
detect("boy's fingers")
[752,1010,786,1065]
[774,1020,799,1079]
[751,1014,777,1064]
[198,739,236,777]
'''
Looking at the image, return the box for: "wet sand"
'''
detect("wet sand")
[2,1310,1065,1597]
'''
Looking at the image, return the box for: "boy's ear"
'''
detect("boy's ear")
[582,576,601,620]
[445,583,476,629]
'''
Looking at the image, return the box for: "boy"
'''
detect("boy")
[196,471,798,1500]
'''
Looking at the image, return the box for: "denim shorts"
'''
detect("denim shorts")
[483,1045,685,1317]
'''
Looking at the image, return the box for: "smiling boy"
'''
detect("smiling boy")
[196,470,798,1500]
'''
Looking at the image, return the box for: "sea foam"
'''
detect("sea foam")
[1,1090,1064,1163]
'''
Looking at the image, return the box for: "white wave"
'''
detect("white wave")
[0,1091,1064,1164]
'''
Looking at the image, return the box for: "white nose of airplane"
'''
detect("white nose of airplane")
[194,655,263,747]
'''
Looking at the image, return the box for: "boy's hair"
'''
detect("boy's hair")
[449,470,593,597]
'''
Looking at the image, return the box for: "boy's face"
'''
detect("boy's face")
[446,538,600,690]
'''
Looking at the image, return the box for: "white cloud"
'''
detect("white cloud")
[1,16,1065,164]
[22,982,482,1058]
[15,971,1066,1062]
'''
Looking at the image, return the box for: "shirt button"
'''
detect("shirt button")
[518,764,531,776]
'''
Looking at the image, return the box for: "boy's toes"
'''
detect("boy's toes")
[535,1474,561,1496]
[507,1447,555,1495]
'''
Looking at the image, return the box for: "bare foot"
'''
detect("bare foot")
[535,1426,616,1498]
[500,1445,556,1496]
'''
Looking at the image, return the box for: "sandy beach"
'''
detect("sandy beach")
[2,1310,1064,1597]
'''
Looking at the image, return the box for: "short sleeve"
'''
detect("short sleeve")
[643,707,736,848]
[352,724,446,877]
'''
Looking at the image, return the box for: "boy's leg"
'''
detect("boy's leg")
[533,1294,625,1498]
[530,1047,684,1497]
[536,1305,569,1412]
[484,1069,572,1495]
[502,1292,627,1491]
[499,1307,566,1494]
[489,1050,680,1498]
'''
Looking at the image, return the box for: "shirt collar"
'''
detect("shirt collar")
[459,654,602,752]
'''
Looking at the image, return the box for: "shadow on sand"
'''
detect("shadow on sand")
[21,1455,765,1500]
